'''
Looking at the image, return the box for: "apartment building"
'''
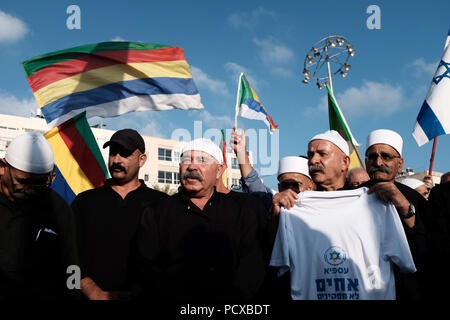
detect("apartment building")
[0,113,248,193]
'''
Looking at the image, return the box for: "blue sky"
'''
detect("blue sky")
[0,0,449,190]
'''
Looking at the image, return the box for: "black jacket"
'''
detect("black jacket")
[135,189,266,301]
[0,189,80,300]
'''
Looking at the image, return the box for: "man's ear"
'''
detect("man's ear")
[50,171,56,185]
[0,159,7,177]
[397,157,404,175]
[139,153,147,168]
[216,164,224,180]
[342,155,351,171]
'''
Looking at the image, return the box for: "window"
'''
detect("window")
[173,151,181,163]
[173,172,180,185]
[144,174,149,182]
[158,171,180,185]
[158,148,172,161]
[231,157,239,170]
[232,178,240,187]
[158,171,172,184]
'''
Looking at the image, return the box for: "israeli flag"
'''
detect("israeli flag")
[413,29,450,146]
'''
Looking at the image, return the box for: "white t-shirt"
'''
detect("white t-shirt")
[269,187,416,300]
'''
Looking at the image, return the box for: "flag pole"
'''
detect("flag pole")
[429,137,438,176]
[326,52,365,169]
[234,73,243,129]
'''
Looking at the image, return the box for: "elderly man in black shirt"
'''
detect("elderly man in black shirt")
[362,129,427,300]
[0,132,79,300]
[136,138,266,301]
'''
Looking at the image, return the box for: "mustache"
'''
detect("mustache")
[181,170,204,181]
[309,164,325,174]
[368,165,392,175]
[110,163,126,172]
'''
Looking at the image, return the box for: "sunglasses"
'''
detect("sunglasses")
[365,152,400,162]
[7,164,52,192]
[279,180,303,193]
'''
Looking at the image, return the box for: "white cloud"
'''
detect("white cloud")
[190,66,229,96]
[0,10,28,43]
[141,118,166,138]
[224,62,264,90]
[304,81,406,118]
[0,91,38,117]
[252,37,295,77]
[198,110,234,128]
[227,6,277,30]
[253,37,294,65]
[111,36,127,42]
[406,58,439,78]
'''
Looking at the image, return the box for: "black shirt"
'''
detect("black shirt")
[0,189,80,300]
[135,189,266,301]
[423,182,450,298]
[71,179,167,292]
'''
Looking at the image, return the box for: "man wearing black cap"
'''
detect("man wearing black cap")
[71,129,167,300]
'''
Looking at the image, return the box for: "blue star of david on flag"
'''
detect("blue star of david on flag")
[433,60,450,85]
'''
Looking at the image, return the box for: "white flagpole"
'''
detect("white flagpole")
[234,72,243,129]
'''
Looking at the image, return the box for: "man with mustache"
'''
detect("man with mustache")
[0,132,79,299]
[135,138,266,301]
[71,129,167,300]
[269,129,417,300]
[307,130,351,191]
[362,129,427,300]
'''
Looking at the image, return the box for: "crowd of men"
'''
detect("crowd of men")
[0,126,449,300]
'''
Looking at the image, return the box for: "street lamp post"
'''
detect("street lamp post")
[302,35,365,168]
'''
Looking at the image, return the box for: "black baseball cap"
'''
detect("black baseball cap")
[103,129,145,153]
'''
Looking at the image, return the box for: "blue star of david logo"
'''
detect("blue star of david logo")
[433,59,450,85]
[329,250,341,262]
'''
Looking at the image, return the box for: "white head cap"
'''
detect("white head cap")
[5,132,55,174]
[400,178,425,190]
[366,129,403,157]
[310,130,350,156]
[277,156,311,179]
[181,138,223,164]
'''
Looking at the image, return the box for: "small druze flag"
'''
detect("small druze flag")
[412,29,450,146]
[327,84,361,169]
[235,73,278,133]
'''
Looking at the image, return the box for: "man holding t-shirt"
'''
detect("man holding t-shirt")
[269,130,417,300]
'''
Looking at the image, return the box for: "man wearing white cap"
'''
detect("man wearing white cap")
[364,129,427,300]
[135,137,266,301]
[307,130,351,191]
[0,132,79,299]
[400,178,429,200]
[231,128,314,214]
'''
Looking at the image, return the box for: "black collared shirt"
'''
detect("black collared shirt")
[71,179,167,292]
[135,189,266,301]
[0,189,79,300]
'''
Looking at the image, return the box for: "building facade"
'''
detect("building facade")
[0,113,247,194]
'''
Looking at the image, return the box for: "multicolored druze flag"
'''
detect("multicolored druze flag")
[235,73,278,133]
[413,29,450,146]
[22,41,204,127]
[44,112,109,204]
[327,84,361,169]
[220,129,229,189]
